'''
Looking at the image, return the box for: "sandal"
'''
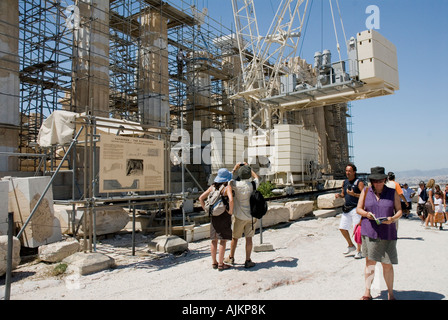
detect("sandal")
[212,263,218,269]
[361,296,372,300]
[218,263,231,271]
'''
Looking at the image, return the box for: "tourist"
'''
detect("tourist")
[445,184,448,223]
[356,166,402,300]
[386,172,409,209]
[335,163,365,259]
[424,179,435,228]
[416,181,428,224]
[199,168,234,271]
[401,183,415,218]
[433,191,445,230]
[224,162,260,268]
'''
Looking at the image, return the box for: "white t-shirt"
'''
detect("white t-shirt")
[231,178,259,221]
[402,187,414,202]
[434,198,444,213]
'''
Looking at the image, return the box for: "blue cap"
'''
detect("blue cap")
[214,168,232,183]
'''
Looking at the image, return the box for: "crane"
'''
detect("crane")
[228,0,399,185]
[231,0,310,134]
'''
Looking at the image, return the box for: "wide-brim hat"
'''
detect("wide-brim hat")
[214,168,232,183]
[369,166,388,180]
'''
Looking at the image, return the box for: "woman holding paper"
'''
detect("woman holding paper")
[356,166,402,300]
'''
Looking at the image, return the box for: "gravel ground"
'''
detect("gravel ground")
[1,209,447,303]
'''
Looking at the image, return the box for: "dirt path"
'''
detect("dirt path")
[1,211,447,301]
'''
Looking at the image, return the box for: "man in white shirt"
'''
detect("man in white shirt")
[401,183,415,218]
[224,162,260,268]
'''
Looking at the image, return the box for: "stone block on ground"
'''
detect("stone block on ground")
[38,238,80,263]
[258,203,290,228]
[4,176,62,247]
[317,193,344,209]
[185,223,210,242]
[57,205,130,236]
[63,252,115,275]
[313,208,342,219]
[284,200,314,220]
[0,181,9,236]
[253,242,274,252]
[148,235,188,254]
[0,235,21,277]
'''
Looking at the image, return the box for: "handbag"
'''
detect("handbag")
[353,224,362,244]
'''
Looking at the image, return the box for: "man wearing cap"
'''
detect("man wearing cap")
[224,162,260,268]
[417,181,428,224]
[335,163,365,259]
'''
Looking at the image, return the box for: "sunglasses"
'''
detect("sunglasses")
[371,179,385,184]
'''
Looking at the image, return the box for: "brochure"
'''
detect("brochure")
[368,213,388,225]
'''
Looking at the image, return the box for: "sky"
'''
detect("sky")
[189,0,448,174]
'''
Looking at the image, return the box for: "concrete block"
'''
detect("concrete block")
[185,223,210,242]
[4,176,62,247]
[56,205,129,236]
[317,193,344,209]
[63,252,115,275]
[0,235,21,277]
[148,235,188,254]
[254,243,274,252]
[38,238,80,263]
[313,208,342,219]
[259,203,290,228]
[0,181,9,236]
[284,200,314,220]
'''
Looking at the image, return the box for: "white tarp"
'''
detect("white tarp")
[37,111,147,147]
[37,110,77,147]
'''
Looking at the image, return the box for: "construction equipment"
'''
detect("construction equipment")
[230,0,399,185]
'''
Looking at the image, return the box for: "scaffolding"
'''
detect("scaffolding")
[14,0,246,177]
[1,0,355,190]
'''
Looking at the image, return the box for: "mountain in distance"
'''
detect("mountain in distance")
[394,168,448,186]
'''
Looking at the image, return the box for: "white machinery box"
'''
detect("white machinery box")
[357,30,399,90]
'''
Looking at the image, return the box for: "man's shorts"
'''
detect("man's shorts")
[417,203,427,218]
[401,201,412,211]
[232,216,256,239]
[339,207,362,231]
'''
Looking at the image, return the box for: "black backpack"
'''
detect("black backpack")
[250,181,268,219]
[420,188,429,202]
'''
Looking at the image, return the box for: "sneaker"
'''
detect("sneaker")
[343,246,356,255]
[244,259,255,268]
[224,256,234,264]
[354,251,363,259]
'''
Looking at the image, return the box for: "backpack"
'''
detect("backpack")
[420,188,428,202]
[250,181,268,219]
[205,185,227,216]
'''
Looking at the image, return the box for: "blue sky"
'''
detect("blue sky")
[196,0,448,173]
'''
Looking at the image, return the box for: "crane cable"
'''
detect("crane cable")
[335,0,349,56]
[328,0,342,61]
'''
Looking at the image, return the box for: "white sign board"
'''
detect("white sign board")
[99,135,165,193]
